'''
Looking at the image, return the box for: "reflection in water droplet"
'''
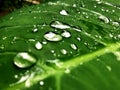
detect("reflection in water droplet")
[44,32,62,42]
[14,52,37,68]
[39,81,44,86]
[61,31,71,38]
[60,10,68,16]
[35,41,42,50]
[106,65,111,71]
[61,49,67,54]
[70,44,77,50]
[51,21,70,29]
[99,15,109,23]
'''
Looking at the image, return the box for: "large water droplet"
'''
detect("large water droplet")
[50,21,70,29]
[14,52,37,68]
[61,31,71,38]
[44,32,62,42]
[99,15,109,23]
[35,41,42,50]
[60,10,68,16]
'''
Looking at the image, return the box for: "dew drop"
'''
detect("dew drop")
[106,65,112,71]
[61,49,67,54]
[44,32,62,42]
[32,28,38,32]
[35,41,42,50]
[14,52,37,68]
[99,15,109,23]
[50,21,70,29]
[39,81,44,86]
[60,10,68,16]
[61,31,71,38]
[70,44,77,50]
[112,22,119,27]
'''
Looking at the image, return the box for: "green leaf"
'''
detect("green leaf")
[0,0,120,90]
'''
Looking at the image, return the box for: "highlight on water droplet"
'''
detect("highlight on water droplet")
[35,41,43,50]
[39,81,44,86]
[61,31,71,38]
[60,10,68,16]
[50,21,70,29]
[14,52,37,68]
[44,32,62,42]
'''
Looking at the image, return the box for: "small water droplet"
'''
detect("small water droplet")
[42,41,47,44]
[14,75,19,79]
[10,17,13,20]
[39,81,44,86]
[61,31,71,38]
[35,41,42,50]
[106,65,111,71]
[99,15,109,23]
[51,50,55,53]
[112,22,119,27]
[2,36,7,40]
[73,4,77,7]
[44,32,62,42]
[51,21,70,29]
[32,28,38,32]
[14,52,37,68]
[77,37,81,41]
[61,49,67,54]
[70,44,77,50]
[60,10,68,16]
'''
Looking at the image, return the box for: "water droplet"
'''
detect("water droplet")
[44,32,62,42]
[70,44,77,50]
[42,41,47,44]
[61,49,67,54]
[77,37,81,41]
[14,75,19,79]
[32,28,38,32]
[39,81,44,86]
[99,15,109,23]
[112,22,119,27]
[60,10,68,16]
[51,21,70,29]
[73,4,77,7]
[10,17,13,20]
[2,36,7,40]
[35,41,42,50]
[14,52,37,68]
[106,65,111,71]
[61,31,71,38]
